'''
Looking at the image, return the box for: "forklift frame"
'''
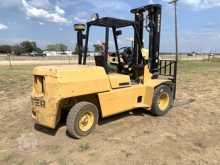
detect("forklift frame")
[74,4,178,100]
[82,17,143,66]
[31,3,179,138]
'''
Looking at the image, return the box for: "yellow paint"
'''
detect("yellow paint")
[143,66,152,83]
[79,112,94,132]
[32,64,172,129]
[33,65,111,97]
[108,73,131,89]
[98,85,146,117]
[141,48,149,60]
[32,65,111,128]
[158,92,170,111]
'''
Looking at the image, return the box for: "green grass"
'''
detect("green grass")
[35,159,49,165]
[0,65,35,99]
[178,60,220,72]
[0,151,14,162]
[0,151,24,164]
[176,61,220,86]
[78,142,90,152]
[0,60,219,100]
[47,145,62,154]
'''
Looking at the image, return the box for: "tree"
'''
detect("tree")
[93,44,103,53]
[74,44,80,54]
[0,45,12,54]
[12,45,24,56]
[59,44,68,52]
[35,47,43,53]
[47,44,68,52]
[20,41,38,53]
[74,44,85,55]
[47,44,57,51]
[0,41,42,56]
[11,41,42,55]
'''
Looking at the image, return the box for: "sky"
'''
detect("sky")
[0,0,220,53]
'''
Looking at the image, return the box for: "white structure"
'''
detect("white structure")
[43,51,73,56]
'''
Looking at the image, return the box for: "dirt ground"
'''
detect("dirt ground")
[0,61,219,165]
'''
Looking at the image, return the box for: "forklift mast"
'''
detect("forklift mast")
[132,10,144,65]
[74,24,86,64]
[131,4,162,78]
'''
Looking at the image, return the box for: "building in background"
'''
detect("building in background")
[43,51,73,56]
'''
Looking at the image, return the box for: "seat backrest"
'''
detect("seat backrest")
[94,55,109,73]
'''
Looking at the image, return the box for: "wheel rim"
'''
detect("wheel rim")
[79,112,94,132]
[158,92,170,111]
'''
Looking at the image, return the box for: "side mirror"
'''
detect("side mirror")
[115,30,122,36]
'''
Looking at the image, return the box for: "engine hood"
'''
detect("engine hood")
[33,65,105,78]
[33,65,111,97]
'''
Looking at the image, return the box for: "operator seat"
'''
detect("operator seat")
[94,55,109,73]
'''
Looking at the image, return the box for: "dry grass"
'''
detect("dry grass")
[0,65,34,100]
[0,60,219,95]
[0,60,219,165]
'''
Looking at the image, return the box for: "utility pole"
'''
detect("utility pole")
[169,0,179,62]
[169,0,179,100]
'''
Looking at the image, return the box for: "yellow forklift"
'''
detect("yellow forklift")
[32,4,177,138]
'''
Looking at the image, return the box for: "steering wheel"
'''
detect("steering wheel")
[118,47,131,52]
[117,47,133,73]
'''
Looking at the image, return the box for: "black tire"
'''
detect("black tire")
[66,102,99,139]
[151,85,173,116]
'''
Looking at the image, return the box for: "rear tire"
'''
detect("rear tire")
[66,102,98,139]
[151,85,173,116]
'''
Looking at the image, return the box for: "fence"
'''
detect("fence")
[0,54,219,66]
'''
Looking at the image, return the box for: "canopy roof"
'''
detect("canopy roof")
[130,4,161,13]
[87,17,134,28]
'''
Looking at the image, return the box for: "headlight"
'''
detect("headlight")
[74,24,86,31]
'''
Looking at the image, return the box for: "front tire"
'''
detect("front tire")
[66,102,98,139]
[151,85,173,116]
